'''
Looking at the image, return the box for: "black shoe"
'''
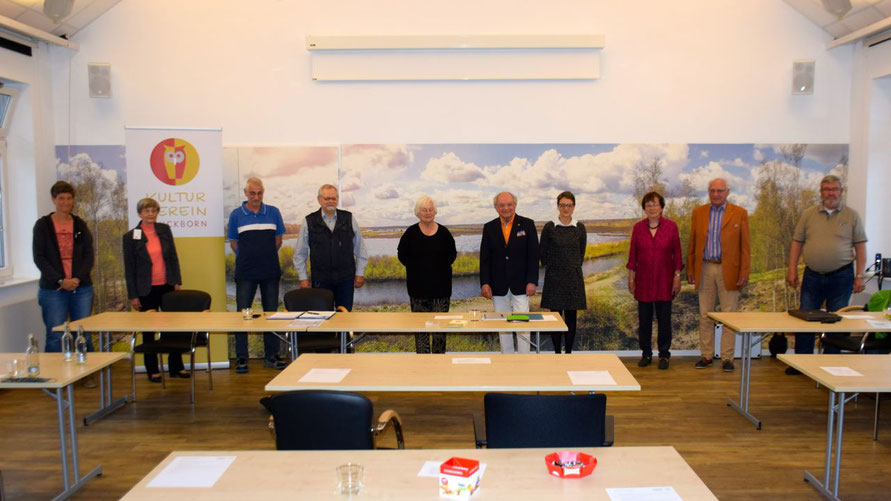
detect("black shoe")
[658,358,669,370]
[637,355,652,367]
[722,360,735,372]
[785,367,801,376]
[694,358,713,369]
[264,357,288,370]
[171,370,191,379]
[235,358,248,374]
[148,374,162,383]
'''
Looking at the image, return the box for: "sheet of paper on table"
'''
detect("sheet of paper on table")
[820,366,863,377]
[298,368,351,383]
[267,312,302,320]
[606,486,682,501]
[866,319,891,328]
[568,370,616,386]
[301,311,337,319]
[147,456,236,488]
[287,318,325,327]
[418,460,487,478]
[452,357,491,364]
[434,315,463,319]
[839,313,873,319]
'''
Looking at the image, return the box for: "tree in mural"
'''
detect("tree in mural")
[58,153,129,312]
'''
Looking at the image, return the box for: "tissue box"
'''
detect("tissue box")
[439,457,480,498]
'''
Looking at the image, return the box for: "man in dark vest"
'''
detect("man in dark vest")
[295,184,368,311]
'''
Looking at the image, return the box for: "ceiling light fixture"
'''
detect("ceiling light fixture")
[43,0,75,23]
[821,0,852,18]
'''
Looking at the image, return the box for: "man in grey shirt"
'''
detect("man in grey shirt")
[294,184,368,311]
[786,175,867,373]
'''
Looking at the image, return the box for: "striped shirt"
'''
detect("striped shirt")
[227,202,285,280]
[704,203,725,261]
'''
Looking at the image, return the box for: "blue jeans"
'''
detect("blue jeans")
[235,278,280,360]
[795,265,854,354]
[38,286,95,353]
[312,279,354,312]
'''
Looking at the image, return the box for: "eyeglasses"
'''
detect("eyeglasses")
[558,203,574,209]
[821,187,841,193]
[644,202,661,208]
[320,196,338,202]
[246,191,264,196]
[708,189,728,194]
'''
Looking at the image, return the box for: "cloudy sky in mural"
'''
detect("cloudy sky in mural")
[340,143,848,227]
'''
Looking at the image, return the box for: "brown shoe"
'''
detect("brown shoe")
[694,357,713,369]
[81,374,98,389]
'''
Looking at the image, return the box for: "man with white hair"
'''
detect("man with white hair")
[227,177,287,373]
[785,175,867,374]
[687,178,751,372]
[295,184,368,311]
[479,192,540,353]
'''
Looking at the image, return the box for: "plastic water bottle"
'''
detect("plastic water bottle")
[61,321,75,362]
[26,333,40,376]
[75,326,88,365]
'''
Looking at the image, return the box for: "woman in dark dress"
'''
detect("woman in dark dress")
[122,198,185,382]
[539,191,587,354]
[397,196,457,354]
[626,192,683,370]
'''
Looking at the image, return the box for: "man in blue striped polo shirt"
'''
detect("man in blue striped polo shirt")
[227,177,287,373]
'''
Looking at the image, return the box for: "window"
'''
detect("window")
[0,83,18,276]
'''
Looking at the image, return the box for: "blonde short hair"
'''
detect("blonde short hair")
[414,195,436,217]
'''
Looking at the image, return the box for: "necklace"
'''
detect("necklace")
[648,222,660,230]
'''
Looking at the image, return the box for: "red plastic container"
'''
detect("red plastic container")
[544,451,597,478]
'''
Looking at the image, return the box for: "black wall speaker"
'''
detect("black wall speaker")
[88,63,111,98]
[792,60,815,95]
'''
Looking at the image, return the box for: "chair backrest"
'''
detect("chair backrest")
[268,390,374,450]
[161,289,212,312]
[283,288,335,312]
[484,393,607,448]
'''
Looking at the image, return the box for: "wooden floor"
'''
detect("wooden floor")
[1,354,889,500]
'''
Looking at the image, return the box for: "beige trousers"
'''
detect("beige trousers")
[698,262,739,360]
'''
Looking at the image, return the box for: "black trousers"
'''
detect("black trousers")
[138,284,185,376]
[550,309,578,354]
[638,300,672,359]
[410,297,449,354]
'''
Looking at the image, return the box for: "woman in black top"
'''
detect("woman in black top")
[539,191,587,353]
[122,198,185,382]
[397,196,457,353]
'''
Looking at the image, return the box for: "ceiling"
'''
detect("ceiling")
[783,0,891,38]
[0,0,120,38]
[0,1,889,44]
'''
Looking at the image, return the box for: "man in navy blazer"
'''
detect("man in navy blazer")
[480,192,540,353]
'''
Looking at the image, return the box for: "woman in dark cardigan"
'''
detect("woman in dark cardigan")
[397,195,457,353]
[32,181,95,353]
[539,191,587,353]
[122,197,185,382]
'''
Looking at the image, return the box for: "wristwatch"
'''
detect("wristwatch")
[57,278,64,285]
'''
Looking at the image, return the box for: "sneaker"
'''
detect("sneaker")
[785,367,801,376]
[722,360,735,372]
[694,358,713,369]
[264,357,288,370]
[235,357,248,374]
[658,358,669,370]
[637,355,652,367]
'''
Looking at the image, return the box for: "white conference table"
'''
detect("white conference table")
[0,352,126,501]
[309,311,568,354]
[778,353,891,501]
[266,353,639,393]
[120,446,717,500]
[707,311,891,429]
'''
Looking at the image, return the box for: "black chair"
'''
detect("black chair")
[283,288,348,354]
[473,393,614,449]
[819,301,891,440]
[267,390,404,450]
[130,289,213,403]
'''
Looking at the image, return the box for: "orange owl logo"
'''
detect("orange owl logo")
[149,138,200,185]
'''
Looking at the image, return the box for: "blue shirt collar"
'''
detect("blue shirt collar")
[241,201,267,215]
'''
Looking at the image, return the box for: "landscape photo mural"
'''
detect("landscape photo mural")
[56,143,848,356]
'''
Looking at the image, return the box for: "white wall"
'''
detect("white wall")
[849,38,891,273]
[50,0,851,146]
[0,42,55,351]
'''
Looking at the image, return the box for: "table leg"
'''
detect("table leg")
[51,385,103,501]
[289,331,299,361]
[726,330,762,429]
[84,331,127,426]
[804,390,843,501]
